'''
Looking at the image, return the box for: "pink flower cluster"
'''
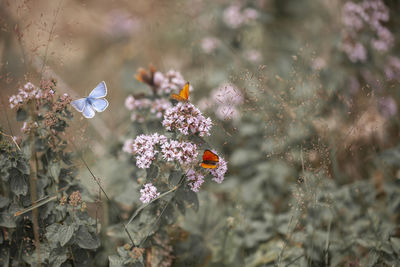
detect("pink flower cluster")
[9,82,54,109]
[186,169,205,192]
[125,95,171,121]
[201,37,219,54]
[223,4,258,29]
[161,140,198,165]
[153,70,192,95]
[162,102,212,136]
[123,134,198,168]
[200,83,243,121]
[123,133,168,169]
[341,0,393,62]
[209,157,228,184]
[384,56,400,82]
[140,183,160,204]
[244,49,262,63]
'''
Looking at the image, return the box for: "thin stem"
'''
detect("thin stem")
[39,0,63,80]
[28,118,41,267]
[125,173,187,246]
[0,130,21,150]
[69,139,110,201]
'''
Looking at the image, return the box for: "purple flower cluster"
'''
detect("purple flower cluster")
[341,0,393,62]
[223,4,258,29]
[9,82,54,109]
[123,133,168,169]
[125,95,172,121]
[186,169,205,192]
[162,102,212,136]
[161,140,198,165]
[139,183,160,204]
[209,157,228,184]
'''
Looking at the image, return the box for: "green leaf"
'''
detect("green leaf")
[109,255,125,267]
[0,212,16,228]
[9,168,28,196]
[0,196,9,209]
[75,226,100,250]
[16,159,29,175]
[168,170,182,188]
[390,237,400,255]
[46,223,61,245]
[176,186,199,211]
[49,246,68,267]
[59,224,75,246]
[49,161,61,182]
[146,164,159,181]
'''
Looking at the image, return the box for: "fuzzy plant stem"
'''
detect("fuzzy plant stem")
[28,111,41,267]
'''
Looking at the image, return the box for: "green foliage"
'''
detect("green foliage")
[0,81,100,266]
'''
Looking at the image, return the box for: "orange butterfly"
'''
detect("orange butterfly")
[201,150,219,169]
[170,82,189,102]
[135,65,156,86]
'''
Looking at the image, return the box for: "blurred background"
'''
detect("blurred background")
[1,0,400,266]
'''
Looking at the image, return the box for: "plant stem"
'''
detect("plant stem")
[125,173,187,246]
[29,128,41,267]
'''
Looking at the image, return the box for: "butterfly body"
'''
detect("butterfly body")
[201,150,219,169]
[71,81,109,118]
[171,82,189,102]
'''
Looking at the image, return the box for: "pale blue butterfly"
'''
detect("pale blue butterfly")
[71,81,109,118]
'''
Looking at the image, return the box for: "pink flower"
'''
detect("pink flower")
[124,133,168,169]
[9,82,55,109]
[156,70,191,95]
[211,83,243,121]
[125,95,151,111]
[342,41,367,63]
[162,102,212,137]
[223,5,245,29]
[122,139,135,154]
[385,56,400,81]
[244,50,262,63]
[161,140,198,165]
[140,183,160,203]
[209,157,228,184]
[341,0,393,61]
[223,4,258,29]
[201,37,219,54]
[186,169,204,192]
[150,99,172,118]
[379,97,397,118]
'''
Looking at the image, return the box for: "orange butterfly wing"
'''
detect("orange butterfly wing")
[171,82,189,102]
[201,150,219,169]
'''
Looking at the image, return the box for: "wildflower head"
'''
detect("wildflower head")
[209,157,228,184]
[162,102,212,136]
[69,191,82,207]
[161,140,198,165]
[186,169,205,192]
[123,133,167,169]
[140,183,160,203]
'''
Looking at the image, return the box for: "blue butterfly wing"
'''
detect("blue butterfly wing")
[71,98,87,112]
[90,98,109,112]
[89,81,107,98]
[82,102,96,118]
